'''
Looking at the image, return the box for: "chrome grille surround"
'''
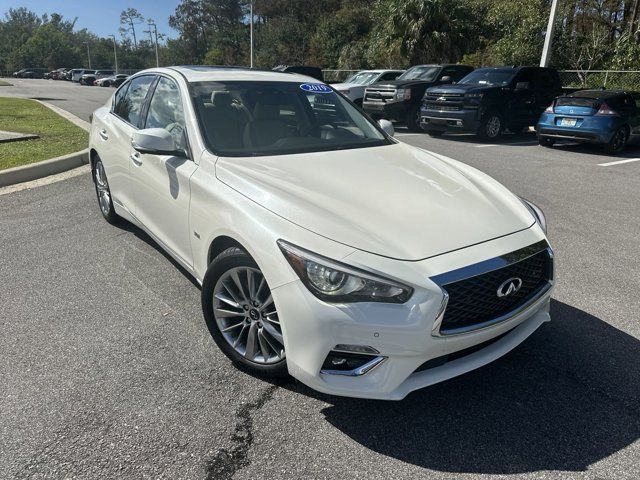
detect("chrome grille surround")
[430,240,554,336]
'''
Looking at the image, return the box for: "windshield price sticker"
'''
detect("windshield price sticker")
[300,83,332,94]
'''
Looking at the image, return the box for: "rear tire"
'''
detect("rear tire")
[604,127,628,154]
[93,157,120,224]
[477,112,502,141]
[202,247,288,377]
[405,105,424,132]
[538,136,554,148]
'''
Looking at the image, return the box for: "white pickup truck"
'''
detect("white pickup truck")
[332,69,404,106]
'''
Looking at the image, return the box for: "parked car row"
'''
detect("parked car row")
[12,67,129,87]
[355,64,639,153]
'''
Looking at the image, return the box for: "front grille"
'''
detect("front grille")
[436,246,552,334]
[364,87,396,102]
[425,103,460,111]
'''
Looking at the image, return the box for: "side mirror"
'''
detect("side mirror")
[515,81,531,91]
[378,119,395,137]
[132,128,187,157]
[440,75,452,83]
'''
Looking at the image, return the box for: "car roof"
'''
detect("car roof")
[156,65,323,83]
[566,89,628,99]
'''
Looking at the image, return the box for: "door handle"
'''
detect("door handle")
[99,129,109,141]
[130,152,143,166]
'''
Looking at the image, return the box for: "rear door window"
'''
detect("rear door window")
[115,75,155,127]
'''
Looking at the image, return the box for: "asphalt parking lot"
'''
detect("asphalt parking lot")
[1,79,639,480]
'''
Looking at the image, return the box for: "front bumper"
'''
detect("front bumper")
[271,226,553,400]
[420,107,481,132]
[362,100,409,121]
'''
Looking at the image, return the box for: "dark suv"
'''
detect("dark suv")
[421,66,563,140]
[362,64,473,131]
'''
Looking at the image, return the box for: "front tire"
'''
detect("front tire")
[202,247,287,377]
[405,105,424,132]
[477,111,503,141]
[93,157,119,224]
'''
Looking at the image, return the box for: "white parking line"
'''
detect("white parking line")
[475,141,538,148]
[598,158,640,167]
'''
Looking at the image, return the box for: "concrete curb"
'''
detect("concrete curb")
[0,149,89,188]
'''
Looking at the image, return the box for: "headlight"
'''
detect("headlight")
[277,240,413,304]
[340,89,350,95]
[395,88,412,101]
[465,93,483,99]
[520,198,547,233]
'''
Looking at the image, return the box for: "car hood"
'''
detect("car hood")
[371,79,436,89]
[332,82,357,90]
[215,143,534,261]
[427,84,501,95]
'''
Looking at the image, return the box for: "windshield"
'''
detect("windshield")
[192,81,391,157]
[458,69,515,86]
[397,66,440,81]
[343,72,380,86]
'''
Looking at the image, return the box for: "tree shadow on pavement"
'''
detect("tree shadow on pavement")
[292,300,640,475]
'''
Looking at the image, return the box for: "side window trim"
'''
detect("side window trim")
[140,75,161,129]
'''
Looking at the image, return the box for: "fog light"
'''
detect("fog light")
[320,351,386,376]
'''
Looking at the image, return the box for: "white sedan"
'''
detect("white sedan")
[332,69,404,106]
[89,66,554,400]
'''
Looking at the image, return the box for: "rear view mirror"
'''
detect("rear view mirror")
[515,81,531,91]
[440,76,452,83]
[378,119,395,137]
[132,128,187,157]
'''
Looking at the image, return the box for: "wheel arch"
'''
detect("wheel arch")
[207,235,247,265]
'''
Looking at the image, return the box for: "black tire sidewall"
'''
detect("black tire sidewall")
[201,248,288,376]
[405,105,423,132]
[605,127,628,154]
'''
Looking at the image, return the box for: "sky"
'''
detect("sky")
[1,0,179,40]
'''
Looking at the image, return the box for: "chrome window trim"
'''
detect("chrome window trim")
[430,241,554,337]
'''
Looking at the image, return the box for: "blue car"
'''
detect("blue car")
[537,89,640,154]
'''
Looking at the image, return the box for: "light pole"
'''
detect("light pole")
[147,20,159,68]
[109,35,118,73]
[540,0,559,67]
[83,42,92,69]
[250,0,254,68]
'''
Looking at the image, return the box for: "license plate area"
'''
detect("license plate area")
[559,117,578,127]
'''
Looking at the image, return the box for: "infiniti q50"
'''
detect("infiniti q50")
[88,66,554,400]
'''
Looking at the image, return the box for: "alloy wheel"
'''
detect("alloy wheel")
[95,161,112,216]
[610,128,626,152]
[213,267,284,364]
[486,115,501,138]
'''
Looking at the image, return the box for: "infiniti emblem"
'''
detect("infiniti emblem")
[497,277,523,298]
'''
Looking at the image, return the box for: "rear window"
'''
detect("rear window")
[555,97,599,108]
